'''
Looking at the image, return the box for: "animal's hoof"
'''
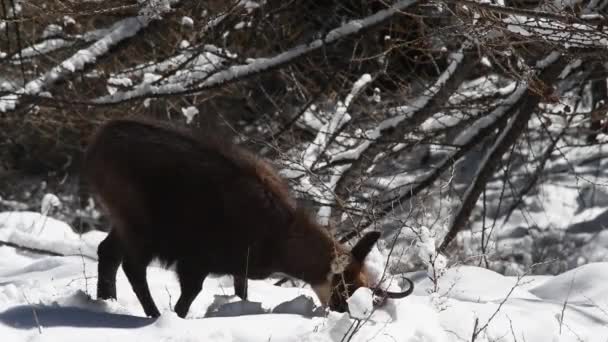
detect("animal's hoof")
[147,309,161,318]
[97,283,117,300]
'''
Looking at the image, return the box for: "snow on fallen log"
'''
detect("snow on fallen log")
[0,211,105,259]
[93,0,418,104]
[0,0,179,112]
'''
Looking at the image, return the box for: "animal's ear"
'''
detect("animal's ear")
[351,231,381,263]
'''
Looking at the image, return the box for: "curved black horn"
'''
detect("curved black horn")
[372,277,414,300]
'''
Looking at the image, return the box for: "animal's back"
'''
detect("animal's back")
[83,118,295,274]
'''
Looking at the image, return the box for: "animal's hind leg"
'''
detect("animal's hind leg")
[97,229,122,300]
[233,275,248,300]
[174,261,208,318]
[122,254,160,318]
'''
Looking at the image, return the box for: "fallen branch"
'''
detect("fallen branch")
[0,239,97,260]
[0,238,64,257]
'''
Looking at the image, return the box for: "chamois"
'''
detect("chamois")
[83,118,413,318]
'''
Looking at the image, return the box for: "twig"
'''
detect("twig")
[471,318,479,342]
[165,286,173,309]
[8,0,26,86]
[0,239,97,260]
[439,52,565,253]
[22,292,43,334]
[559,273,576,334]
[0,239,64,256]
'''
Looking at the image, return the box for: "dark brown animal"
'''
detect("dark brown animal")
[82,118,413,318]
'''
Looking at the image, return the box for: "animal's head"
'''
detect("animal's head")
[312,231,413,313]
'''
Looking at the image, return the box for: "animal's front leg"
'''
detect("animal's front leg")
[174,261,208,318]
[122,256,160,318]
[97,230,123,300]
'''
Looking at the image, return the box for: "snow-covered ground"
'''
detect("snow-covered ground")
[1,211,607,341]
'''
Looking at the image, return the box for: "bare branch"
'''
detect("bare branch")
[438,51,566,253]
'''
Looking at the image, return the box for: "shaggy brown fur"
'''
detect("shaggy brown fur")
[83,117,382,318]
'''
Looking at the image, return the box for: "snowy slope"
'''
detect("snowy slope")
[1,211,607,341]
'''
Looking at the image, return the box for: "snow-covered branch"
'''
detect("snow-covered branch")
[292,74,373,225]
[5,22,131,63]
[445,0,608,50]
[0,0,179,112]
[302,74,372,170]
[105,44,227,98]
[452,0,608,25]
[332,45,470,164]
[328,43,475,238]
[92,0,418,105]
[505,16,608,49]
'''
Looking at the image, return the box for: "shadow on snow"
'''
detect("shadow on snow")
[0,305,154,329]
[0,294,326,329]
